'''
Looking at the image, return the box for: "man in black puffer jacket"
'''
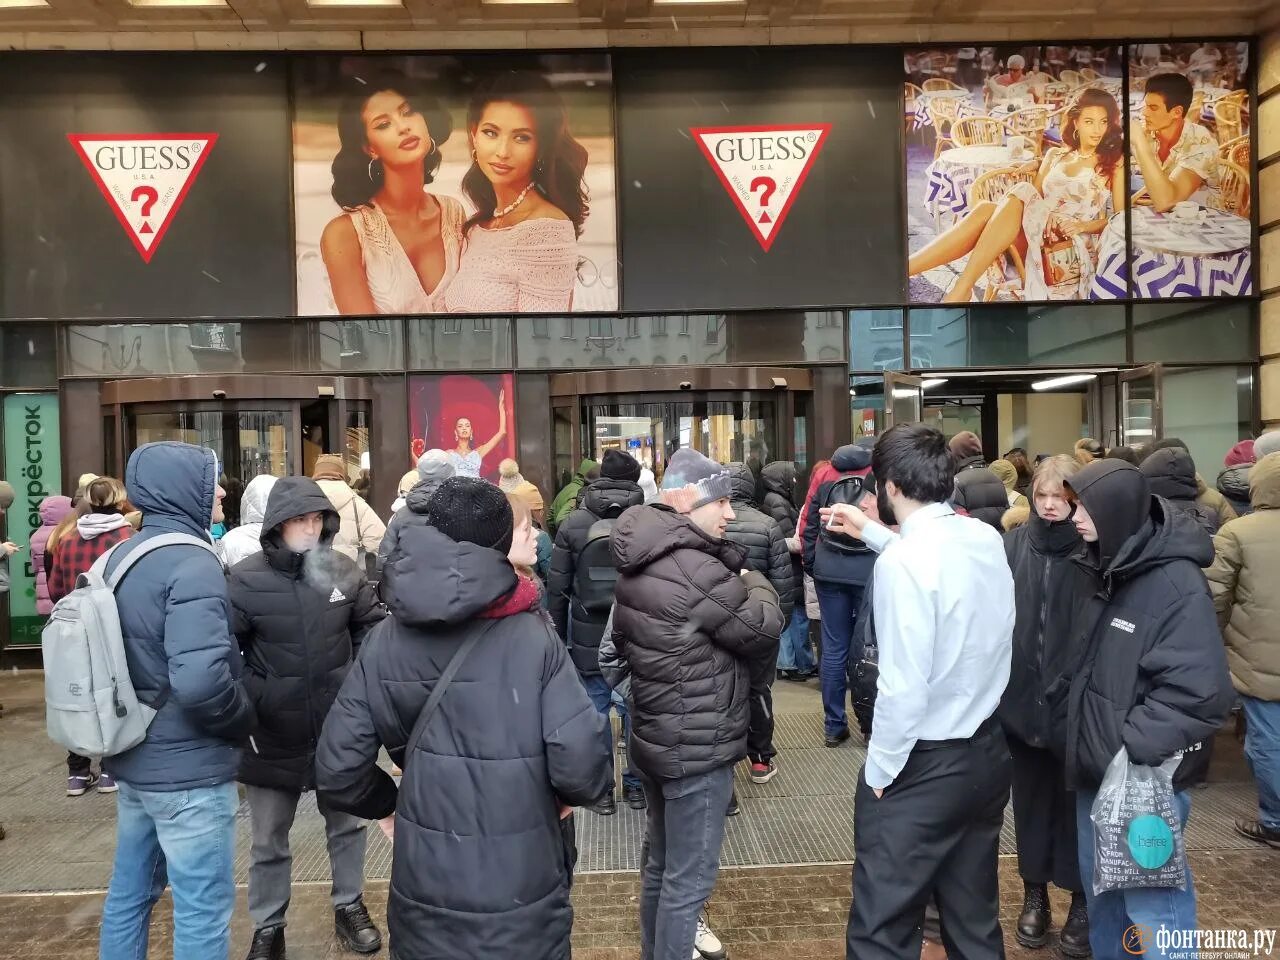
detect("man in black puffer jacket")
[996,456,1091,957]
[1140,445,1220,536]
[762,460,817,683]
[549,448,646,814]
[724,462,792,783]
[611,448,783,960]
[949,431,1008,530]
[317,478,611,960]
[1060,461,1233,958]
[228,477,385,960]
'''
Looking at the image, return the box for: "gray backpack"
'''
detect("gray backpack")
[43,533,217,760]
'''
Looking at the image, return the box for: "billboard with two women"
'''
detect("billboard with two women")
[905,42,1252,303]
[293,55,618,317]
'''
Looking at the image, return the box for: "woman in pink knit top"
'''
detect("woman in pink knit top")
[445,71,591,314]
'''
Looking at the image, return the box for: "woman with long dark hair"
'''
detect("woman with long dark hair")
[909,87,1125,302]
[321,72,464,315]
[444,70,589,314]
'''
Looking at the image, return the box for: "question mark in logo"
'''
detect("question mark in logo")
[750,176,776,225]
[131,185,159,234]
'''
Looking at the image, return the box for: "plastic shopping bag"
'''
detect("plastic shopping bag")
[1090,747,1187,895]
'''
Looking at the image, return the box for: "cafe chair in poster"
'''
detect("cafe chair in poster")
[905,82,925,137]
[1211,95,1246,145]
[1080,67,1100,82]
[969,165,1036,302]
[1003,107,1052,157]
[1060,69,1083,88]
[1218,135,1249,169]
[930,93,969,159]
[1212,159,1251,219]
[952,117,1006,148]
[923,77,964,93]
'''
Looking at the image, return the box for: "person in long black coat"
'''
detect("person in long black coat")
[228,476,385,960]
[316,478,611,960]
[996,455,1091,957]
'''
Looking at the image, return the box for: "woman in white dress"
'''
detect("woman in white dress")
[910,88,1125,302]
[444,71,589,315]
[321,72,465,315]
[446,389,508,479]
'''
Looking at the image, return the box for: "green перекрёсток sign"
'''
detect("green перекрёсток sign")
[4,393,62,647]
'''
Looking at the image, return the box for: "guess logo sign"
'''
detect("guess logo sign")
[68,133,217,263]
[690,124,831,251]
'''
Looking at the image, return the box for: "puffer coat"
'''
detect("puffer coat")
[952,457,1008,530]
[723,464,794,617]
[761,461,799,538]
[316,523,610,960]
[31,495,72,615]
[1206,453,1280,702]
[228,477,383,793]
[610,504,783,781]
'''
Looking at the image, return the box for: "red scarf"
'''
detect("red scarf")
[477,575,543,619]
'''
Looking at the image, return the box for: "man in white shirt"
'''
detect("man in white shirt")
[822,423,1015,960]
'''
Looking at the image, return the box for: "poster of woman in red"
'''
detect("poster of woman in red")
[409,373,516,484]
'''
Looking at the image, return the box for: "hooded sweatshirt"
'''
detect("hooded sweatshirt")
[47,510,134,605]
[217,474,278,571]
[316,522,610,960]
[549,459,598,533]
[1060,461,1232,792]
[228,477,383,792]
[1140,447,1219,536]
[31,495,73,615]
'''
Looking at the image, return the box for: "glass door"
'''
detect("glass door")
[886,373,925,430]
[1119,364,1163,448]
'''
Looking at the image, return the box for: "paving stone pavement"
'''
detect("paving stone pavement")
[2,669,1276,958]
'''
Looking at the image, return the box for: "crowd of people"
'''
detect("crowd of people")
[16,421,1280,960]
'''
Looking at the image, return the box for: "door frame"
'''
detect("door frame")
[548,366,814,474]
[100,375,375,482]
[1118,363,1164,448]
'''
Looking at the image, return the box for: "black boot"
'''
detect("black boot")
[589,792,617,816]
[335,899,382,955]
[623,784,647,810]
[1059,892,1091,958]
[245,927,285,960]
[1016,881,1051,948]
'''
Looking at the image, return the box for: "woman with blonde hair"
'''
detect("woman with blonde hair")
[1074,438,1104,465]
[47,475,134,797]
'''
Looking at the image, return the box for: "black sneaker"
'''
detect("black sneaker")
[825,727,851,748]
[776,669,797,682]
[1015,881,1051,948]
[335,900,382,955]
[1059,892,1091,958]
[245,926,285,960]
[726,791,740,817]
[623,785,647,810]
[785,669,816,683]
[589,793,617,817]
[1235,818,1280,849]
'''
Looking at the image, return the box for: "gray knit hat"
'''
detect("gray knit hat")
[660,448,733,513]
[1254,430,1280,461]
[417,448,455,484]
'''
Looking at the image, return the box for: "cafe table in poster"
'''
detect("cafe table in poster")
[3,393,61,648]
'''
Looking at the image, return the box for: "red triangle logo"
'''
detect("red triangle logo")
[690,124,831,252]
[68,133,217,264]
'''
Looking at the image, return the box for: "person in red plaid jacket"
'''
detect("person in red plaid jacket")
[47,475,133,797]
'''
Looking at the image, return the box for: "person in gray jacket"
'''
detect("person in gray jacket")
[377,448,455,573]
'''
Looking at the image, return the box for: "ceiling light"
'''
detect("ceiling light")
[308,0,402,6]
[128,0,226,7]
[0,0,49,8]
[654,0,745,5]
[482,0,575,5]
[891,388,920,399]
[1031,373,1097,392]
[921,378,948,390]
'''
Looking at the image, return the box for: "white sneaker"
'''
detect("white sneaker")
[695,914,727,960]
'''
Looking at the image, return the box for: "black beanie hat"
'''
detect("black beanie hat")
[601,449,642,484]
[426,477,514,556]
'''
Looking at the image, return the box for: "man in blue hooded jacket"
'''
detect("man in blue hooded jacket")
[98,442,257,960]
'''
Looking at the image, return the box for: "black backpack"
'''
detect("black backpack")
[573,517,620,615]
[819,473,876,554]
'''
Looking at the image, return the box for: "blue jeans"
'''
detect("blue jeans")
[638,764,735,960]
[1242,697,1280,831]
[777,606,816,674]
[99,780,239,960]
[582,673,641,791]
[815,580,865,737]
[1075,787,1197,960]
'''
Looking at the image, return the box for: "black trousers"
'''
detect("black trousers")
[847,720,1011,960]
[1007,732,1082,892]
[746,650,778,765]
